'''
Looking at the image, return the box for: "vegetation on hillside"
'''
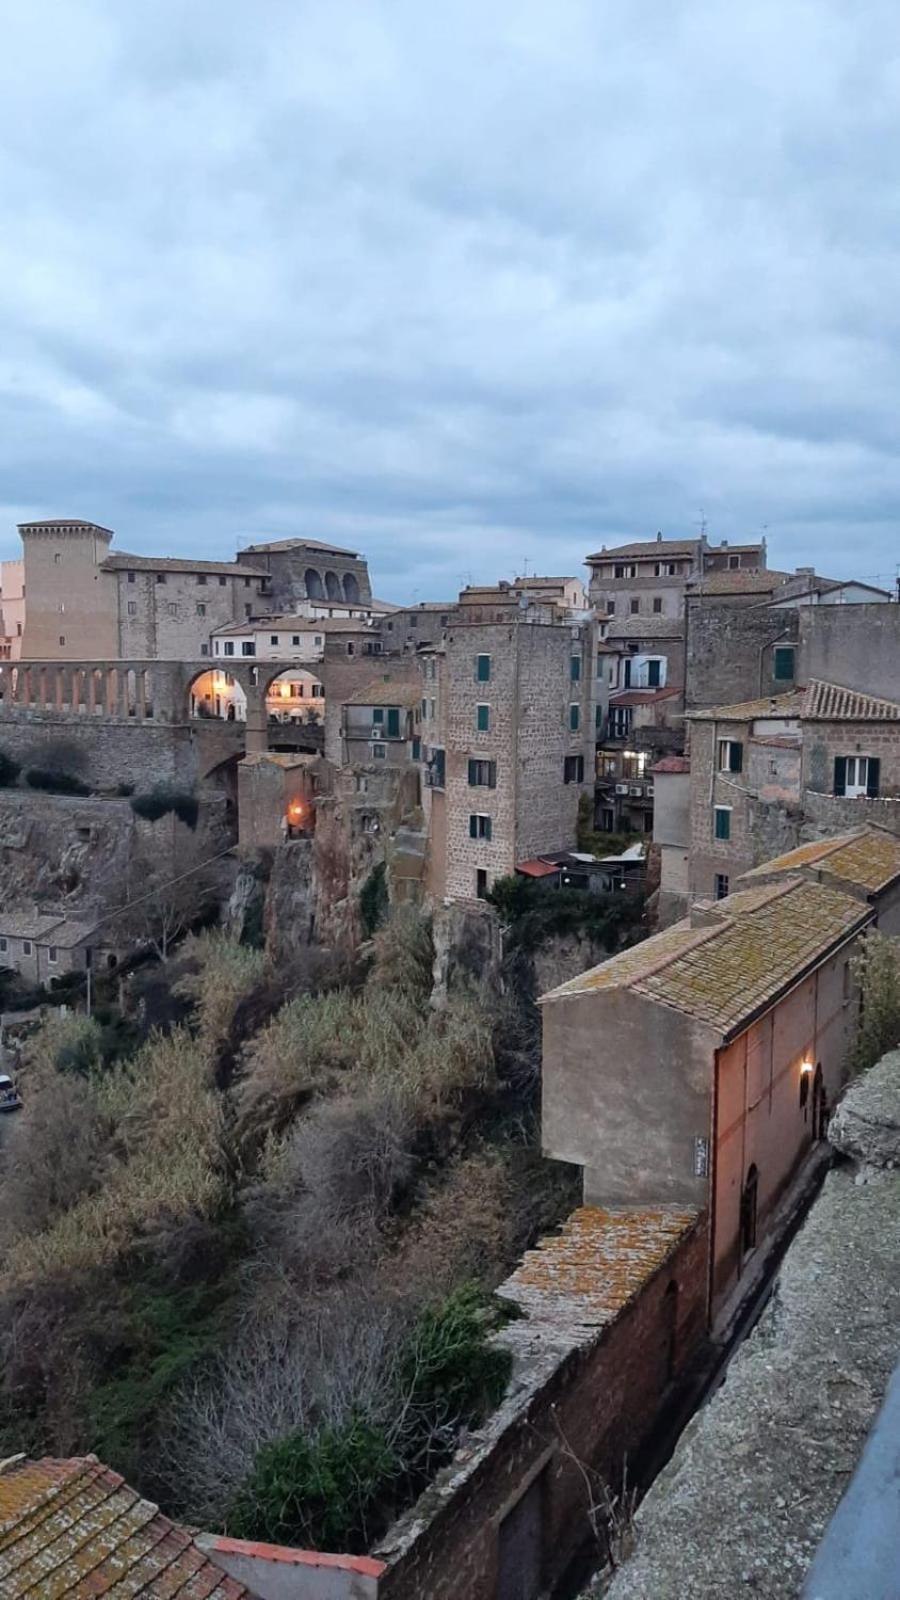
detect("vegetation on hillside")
[0,907,577,1551]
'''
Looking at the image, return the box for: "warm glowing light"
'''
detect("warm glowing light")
[288,800,305,819]
[800,1060,814,1075]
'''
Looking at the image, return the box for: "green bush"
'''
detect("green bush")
[25,768,91,796]
[0,750,20,786]
[488,874,644,955]
[359,862,389,938]
[229,1414,397,1552]
[131,788,199,829]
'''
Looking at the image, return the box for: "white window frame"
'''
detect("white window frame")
[844,756,871,799]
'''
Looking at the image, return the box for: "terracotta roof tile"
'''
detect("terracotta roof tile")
[542,878,870,1036]
[686,569,789,596]
[499,1206,697,1330]
[738,826,900,896]
[587,538,701,560]
[240,537,359,556]
[343,680,420,708]
[102,555,267,578]
[690,680,900,724]
[651,756,690,774]
[0,1458,259,1598]
[688,688,807,722]
[608,686,681,707]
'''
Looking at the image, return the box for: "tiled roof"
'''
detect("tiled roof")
[690,680,900,724]
[211,616,326,636]
[608,687,681,707]
[498,1206,697,1331]
[651,755,690,774]
[686,569,789,596]
[344,680,420,708]
[103,554,267,577]
[587,538,700,561]
[517,859,561,879]
[240,537,359,556]
[604,615,684,639]
[542,878,870,1036]
[19,519,115,536]
[738,826,900,896]
[0,1455,255,1597]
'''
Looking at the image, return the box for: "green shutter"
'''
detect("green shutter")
[469,815,478,839]
[476,704,490,732]
[729,742,743,774]
[715,808,731,841]
[570,703,580,731]
[570,656,581,682]
[867,758,881,798]
[476,655,491,682]
[468,759,477,786]
[833,756,847,797]
[387,708,400,737]
[774,646,795,681]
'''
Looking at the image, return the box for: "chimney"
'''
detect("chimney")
[795,567,814,576]
[721,538,728,547]
[656,531,663,542]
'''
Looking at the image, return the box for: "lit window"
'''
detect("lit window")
[714,806,732,841]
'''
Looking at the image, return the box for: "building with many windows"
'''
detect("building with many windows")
[586,532,767,621]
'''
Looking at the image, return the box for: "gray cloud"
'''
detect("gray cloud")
[1,0,900,598]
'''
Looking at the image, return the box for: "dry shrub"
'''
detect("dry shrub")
[370,905,434,998]
[175,932,266,1055]
[0,1076,109,1241]
[384,1147,518,1298]
[2,1028,227,1286]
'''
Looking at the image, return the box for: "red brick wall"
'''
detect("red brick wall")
[379,1218,709,1600]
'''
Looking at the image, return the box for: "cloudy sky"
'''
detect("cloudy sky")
[1,0,898,600]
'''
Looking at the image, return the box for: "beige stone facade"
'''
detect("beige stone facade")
[0,559,25,659]
[19,521,119,659]
[587,533,766,622]
[106,555,269,658]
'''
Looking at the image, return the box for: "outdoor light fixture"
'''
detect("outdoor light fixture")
[801,1060,814,1075]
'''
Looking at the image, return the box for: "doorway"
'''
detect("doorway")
[497,1470,545,1600]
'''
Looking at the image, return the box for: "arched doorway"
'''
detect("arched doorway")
[740,1164,759,1257]
[187,669,247,722]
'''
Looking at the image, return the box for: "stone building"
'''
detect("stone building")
[586,533,767,621]
[238,535,372,612]
[540,864,872,1317]
[210,615,328,664]
[18,519,120,658]
[650,754,691,925]
[0,557,25,658]
[686,679,900,904]
[420,590,596,904]
[341,682,422,767]
[0,910,122,985]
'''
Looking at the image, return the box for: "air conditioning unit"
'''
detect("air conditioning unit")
[630,784,643,796]
[615,782,629,796]
[645,783,655,798]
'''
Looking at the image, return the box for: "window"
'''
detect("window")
[653,596,663,614]
[569,702,580,731]
[717,738,744,774]
[615,563,637,578]
[606,599,616,615]
[714,806,732,841]
[22,940,32,956]
[773,645,795,681]
[167,602,178,616]
[156,573,166,585]
[241,641,255,656]
[647,659,661,687]
[468,758,496,787]
[347,643,354,656]
[595,703,605,729]
[314,635,322,646]
[728,554,740,569]
[244,577,251,587]
[476,703,490,733]
[0,937,6,952]
[715,873,729,900]
[834,756,879,798]
[373,708,385,724]
[244,604,252,618]
[196,603,206,617]
[843,961,852,1005]
[270,635,279,645]
[47,946,57,964]
[127,601,137,616]
[197,573,207,585]
[224,641,235,656]
[127,570,136,583]
[293,635,301,646]
[630,598,640,614]
[386,708,400,737]
[740,1164,759,1255]
[58,635,65,646]
[218,575,227,587]
[654,561,678,577]
[411,736,421,760]
[570,655,581,682]
[476,868,488,899]
[475,654,491,682]
[609,706,632,738]
[564,754,584,783]
[200,643,209,656]
[469,813,492,840]
[372,743,386,759]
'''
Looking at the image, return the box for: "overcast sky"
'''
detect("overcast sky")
[1,1,898,600]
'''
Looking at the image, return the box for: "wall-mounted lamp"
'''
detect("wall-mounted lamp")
[800,1060,814,1076]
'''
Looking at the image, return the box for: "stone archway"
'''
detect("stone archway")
[304,567,324,600]
[324,570,342,601]
[343,572,360,604]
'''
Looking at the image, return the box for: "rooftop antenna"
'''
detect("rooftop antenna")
[694,507,708,540]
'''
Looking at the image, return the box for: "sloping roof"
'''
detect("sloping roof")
[686,569,789,596]
[738,826,900,897]
[688,688,806,722]
[587,538,700,561]
[0,1455,256,1597]
[211,616,325,636]
[103,554,267,577]
[802,680,900,720]
[344,680,420,708]
[605,615,684,639]
[651,755,690,774]
[19,519,115,536]
[498,1206,697,1332]
[241,537,359,557]
[541,877,870,1037]
[0,913,66,941]
[609,687,681,707]
[517,859,561,879]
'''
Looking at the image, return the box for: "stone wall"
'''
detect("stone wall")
[377,1216,709,1600]
[799,602,900,700]
[686,599,799,710]
[319,645,421,765]
[114,567,263,658]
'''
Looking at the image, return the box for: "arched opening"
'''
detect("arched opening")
[740,1164,759,1258]
[324,570,342,601]
[188,669,247,722]
[125,668,138,718]
[143,670,154,719]
[343,572,360,604]
[91,668,105,715]
[304,567,324,600]
[264,667,325,727]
